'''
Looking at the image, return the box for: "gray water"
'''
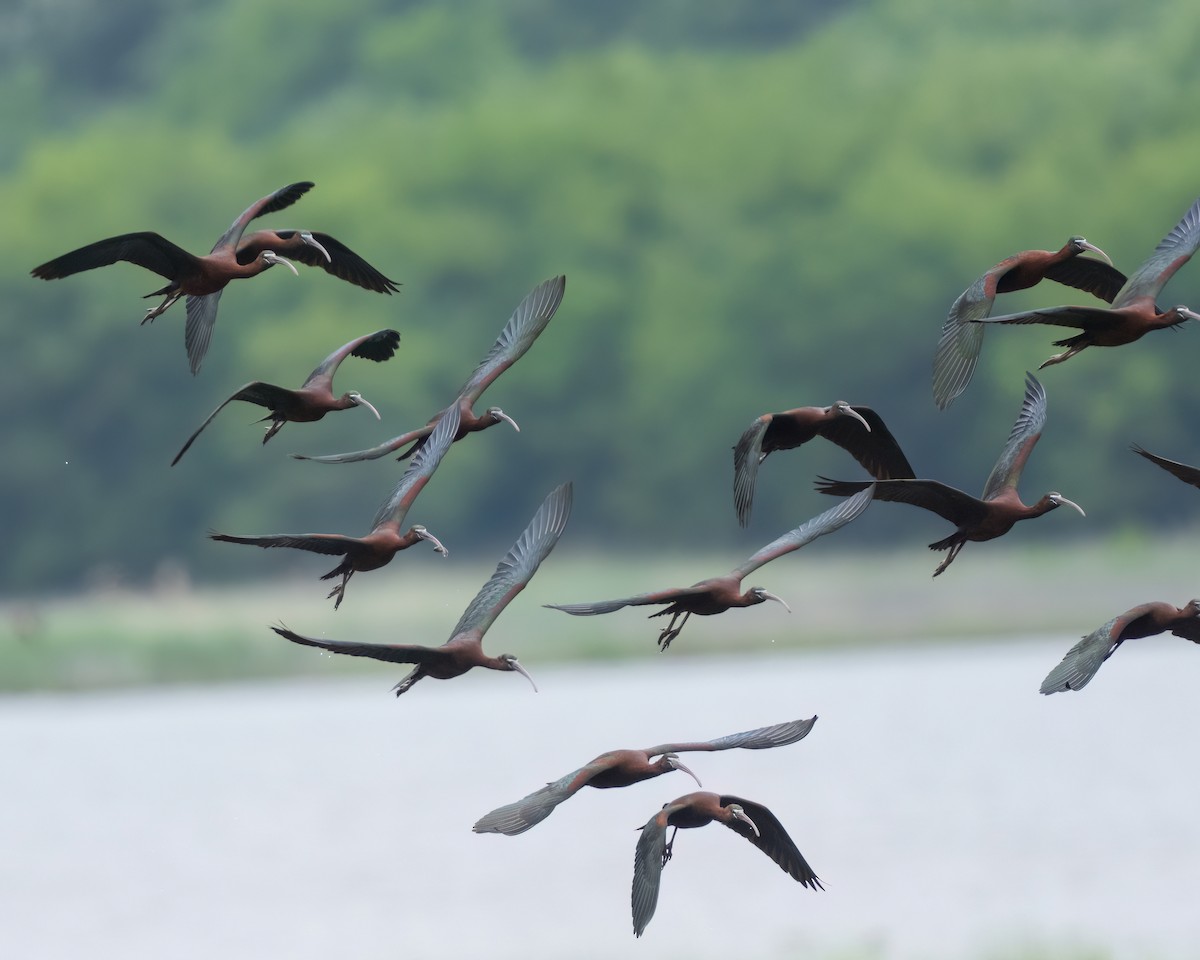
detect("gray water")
[4,637,1199,959]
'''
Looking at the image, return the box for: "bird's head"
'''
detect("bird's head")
[261,250,299,275]
[662,753,702,787]
[346,391,381,420]
[499,654,538,692]
[1184,599,1200,616]
[1044,492,1086,517]
[1170,305,1200,323]
[829,401,871,432]
[726,803,760,837]
[411,524,449,557]
[487,406,520,432]
[1067,236,1113,265]
[299,231,332,263]
[747,587,791,612]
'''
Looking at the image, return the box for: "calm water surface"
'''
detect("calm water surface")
[4,637,1199,959]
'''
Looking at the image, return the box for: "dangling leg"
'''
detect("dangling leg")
[325,569,354,609]
[393,666,425,697]
[661,825,679,866]
[142,290,183,324]
[658,612,691,651]
[932,541,965,577]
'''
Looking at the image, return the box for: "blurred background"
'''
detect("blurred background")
[4,1,1200,957]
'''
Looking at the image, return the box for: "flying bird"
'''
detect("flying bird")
[473,716,817,836]
[171,329,401,465]
[733,401,912,526]
[817,373,1084,576]
[932,236,1121,408]
[631,791,822,938]
[546,485,872,649]
[293,275,565,464]
[1040,600,1200,694]
[971,198,1200,370]
[271,482,573,696]
[210,405,460,608]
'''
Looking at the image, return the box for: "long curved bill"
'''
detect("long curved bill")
[495,410,520,433]
[511,659,538,693]
[300,231,333,264]
[1178,307,1200,323]
[1053,495,1086,517]
[263,251,299,276]
[733,808,760,837]
[416,527,449,557]
[669,756,702,788]
[1080,241,1113,266]
[846,408,871,432]
[355,394,382,420]
[761,590,792,613]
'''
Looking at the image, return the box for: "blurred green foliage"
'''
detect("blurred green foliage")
[4,0,1200,593]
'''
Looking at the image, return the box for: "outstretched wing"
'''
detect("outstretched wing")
[732,414,772,527]
[472,762,597,836]
[815,477,988,528]
[271,624,445,666]
[544,584,709,617]
[932,272,993,410]
[977,304,1130,332]
[1041,257,1127,302]
[816,407,914,480]
[448,482,572,641]
[210,182,315,252]
[731,484,873,580]
[643,716,817,757]
[457,276,565,404]
[717,795,823,889]
[1112,196,1200,306]
[239,231,400,293]
[1130,443,1200,489]
[208,531,362,557]
[300,329,401,390]
[631,809,671,938]
[980,372,1046,502]
[31,232,199,282]
[371,404,460,528]
[171,381,295,465]
[183,290,223,375]
[1039,612,1136,694]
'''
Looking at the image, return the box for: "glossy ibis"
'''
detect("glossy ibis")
[271,482,572,696]
[631,791,822,937]
[235,229,399,294]
[292,275,565,463]
[932,236,1120,408]
[1040,599,1200,694]
[31,182,315,373]
[971,198,1200,369]
[816,373,1083,576]
[171,329,401,465]
[210,405,460,609]
[473,716,816,836]
[546,485,872,649]
[1130,443,1200,489]
[733,402,912,526]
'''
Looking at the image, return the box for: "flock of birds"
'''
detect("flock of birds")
[29,181,1200,936]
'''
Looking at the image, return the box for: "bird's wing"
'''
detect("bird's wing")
[210,182,315,251]
[631,809,672,937]
[241,232,400,292]
[1169,615,1200,644]
[814,477,988,528]
[447,482,572,640]
[183,290,223,375]
[171,381,294,466]
[717,795,823,889]
[731,484,873,580]
[1112,196,1200,306]
[976,305,1129,331]
[208,532,361,557]
[271,624,444,665]
[1130,444,1200,489]
[456,276,565,404]
[980,372,1046,501]
[544,584,709,617]
[817,407,915,479]
[732,414,771,527]
[1037,606,1161,694]
[644,716,817,757]
[932,273,993,410]
[472,764,597,836]
[300,329,402,389]
[292,424,430,464]
[371,404,460,528]
[1041,257,1128,302]
[30,232,199,282]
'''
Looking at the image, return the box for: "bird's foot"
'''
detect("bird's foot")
[661,840,674,867]
[141,307,161,325]
[326,581,347,609]
[657,628,679,652]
